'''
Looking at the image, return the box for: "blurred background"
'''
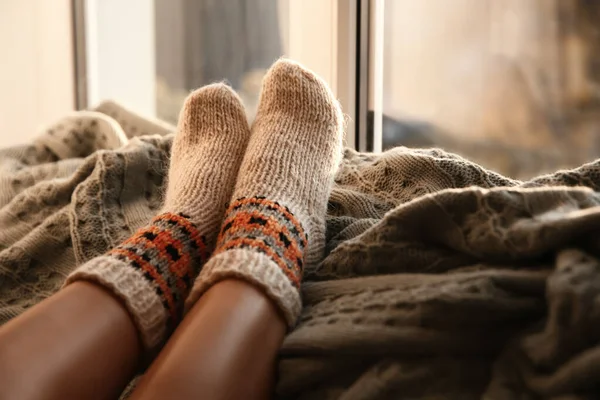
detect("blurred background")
[152,0,290,124]
[1,0,600,179]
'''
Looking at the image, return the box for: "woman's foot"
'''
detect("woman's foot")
[65,84,251,350]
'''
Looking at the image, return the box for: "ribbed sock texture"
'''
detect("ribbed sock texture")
[65,84,251,350]
[186,59,344,327]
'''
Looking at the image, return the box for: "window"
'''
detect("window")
[370,0,600,178]
[154,0,290,123]
[77,0,352,143]
[76,0,600,179]
[79,0,291,124]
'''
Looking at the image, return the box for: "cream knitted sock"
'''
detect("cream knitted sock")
[65,84,250,350]
[186,59,344,327]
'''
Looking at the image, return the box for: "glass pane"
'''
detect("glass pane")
[81,0,289,123]
[380,0,600,179]
[155,0,289,124]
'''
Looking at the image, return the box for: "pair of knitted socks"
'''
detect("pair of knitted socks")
[65,59,344,351]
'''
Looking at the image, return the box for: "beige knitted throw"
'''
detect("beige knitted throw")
[1,102,600,399]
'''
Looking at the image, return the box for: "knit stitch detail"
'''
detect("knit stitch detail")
[108,212,208,324]
[215,197,307,289]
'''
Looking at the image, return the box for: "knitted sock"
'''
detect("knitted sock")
[65,84,250,350]
[186,59,344,327]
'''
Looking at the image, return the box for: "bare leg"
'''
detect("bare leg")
[0,282,140,400]
[131,280,285,400]
[0,277,284,400]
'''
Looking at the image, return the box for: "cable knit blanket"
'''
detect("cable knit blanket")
[1,102,600,399]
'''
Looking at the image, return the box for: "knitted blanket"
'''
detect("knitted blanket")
[1,103,599,399]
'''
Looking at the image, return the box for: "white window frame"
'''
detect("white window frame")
[287,0,359,149]
[368,0,385,153]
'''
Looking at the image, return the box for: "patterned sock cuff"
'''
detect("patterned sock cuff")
[217,197,306,287]
[186,197,307,327]
[65,212,208,349]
